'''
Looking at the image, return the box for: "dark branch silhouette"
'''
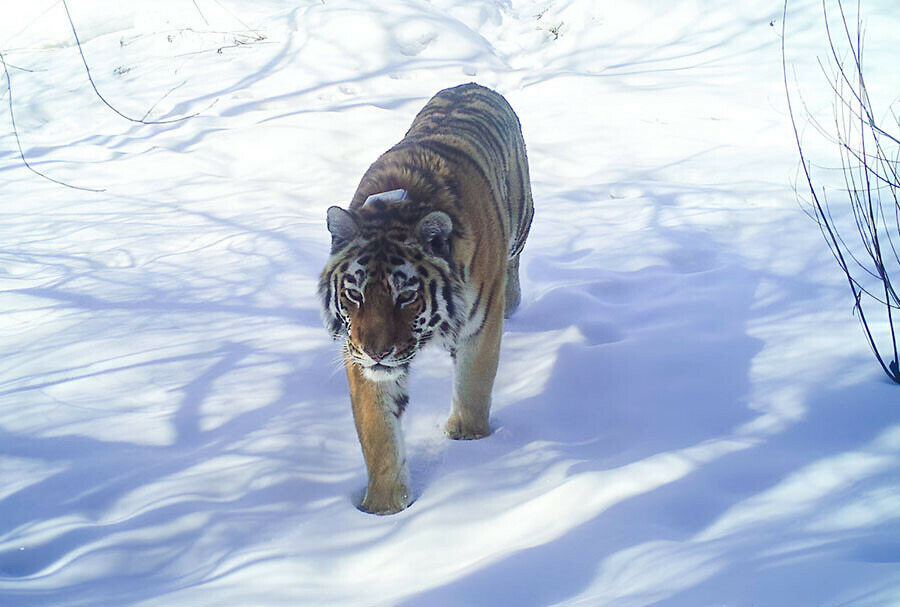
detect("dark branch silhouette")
[783,0,900,383]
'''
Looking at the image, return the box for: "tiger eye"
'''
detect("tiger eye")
[396,291,418,307]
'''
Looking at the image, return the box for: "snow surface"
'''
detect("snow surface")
[1,1,899,605]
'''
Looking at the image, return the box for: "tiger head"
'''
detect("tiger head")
[319,201,462,382]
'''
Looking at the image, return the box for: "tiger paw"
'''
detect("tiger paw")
[359,481,411,515]
[445,415,490,440]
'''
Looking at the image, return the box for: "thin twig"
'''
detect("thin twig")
[783,0,900,382]
[192,0,211,26]
[0,50,105,193]
[3,62,44,73]
[141,81,187,122]
[172,39,276,58]
[212,0,266,41]
[61,0,214,124]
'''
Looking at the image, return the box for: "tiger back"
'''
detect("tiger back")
[319,83,533,514]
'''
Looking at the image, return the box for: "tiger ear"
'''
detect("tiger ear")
[327,206,358,252]
[417,211,453,257]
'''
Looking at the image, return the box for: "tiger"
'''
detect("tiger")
[319,82,533,515]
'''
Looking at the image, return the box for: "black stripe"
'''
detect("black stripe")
[467,282,485,321]
[429,263,458,317]
[517,160,528,238]
[331,272,341,312]
[470,281,498,338]
[504,168,514,230]
[468,105,513,148]
[410,139,482,179]
[490,193,508,243]
[394,393,409,414]
[448,118,505,168]
[429,280,438,311]
[443,171,464,208]
[325,281,333,311]
[442,104,509,160]
[442,283,456,318]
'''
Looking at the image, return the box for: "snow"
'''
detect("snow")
[1,0,899,605]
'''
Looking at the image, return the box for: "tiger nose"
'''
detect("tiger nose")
[365,346,393,362]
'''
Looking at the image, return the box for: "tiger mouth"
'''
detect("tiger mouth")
[347,341,417,369]
[359,360,407,382]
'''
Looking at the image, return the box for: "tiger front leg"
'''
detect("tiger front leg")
[446,285,504,440]
[345,359,411,515]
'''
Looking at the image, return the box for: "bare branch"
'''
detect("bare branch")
[0,50,105,193]
[61,0,216,124]
[783,0,900,382]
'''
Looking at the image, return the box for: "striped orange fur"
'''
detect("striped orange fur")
[319,83,533,514]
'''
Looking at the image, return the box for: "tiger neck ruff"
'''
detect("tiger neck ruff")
[318,83,533,515]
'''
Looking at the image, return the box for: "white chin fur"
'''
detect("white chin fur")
[361,364,404,382]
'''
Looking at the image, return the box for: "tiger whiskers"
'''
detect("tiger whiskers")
[325,341,351,378]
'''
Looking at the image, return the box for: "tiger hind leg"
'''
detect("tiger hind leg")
[503,254,521,319]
